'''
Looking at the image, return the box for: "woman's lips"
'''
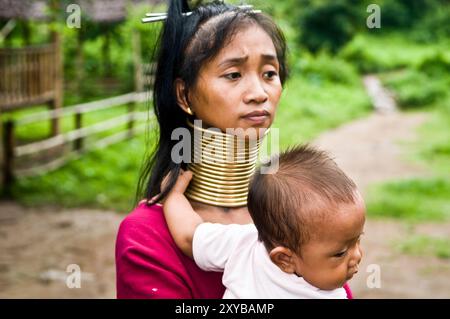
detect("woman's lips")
[242,110,270,124]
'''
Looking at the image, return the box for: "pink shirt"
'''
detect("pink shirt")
[115,202,353,299]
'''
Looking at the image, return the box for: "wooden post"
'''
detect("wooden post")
[49,31,63,136]
[47,0,63,138]
[2,120,15,196]
[102,29,111,77]
[74,111,83,151]
[22,21,31,46]
[127,102,135,139]
[75,29,84,96]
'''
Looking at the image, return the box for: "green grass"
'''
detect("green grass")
[10,131,154,213]
[367,178,450,222]
[414,101,450,172]
[394,235,450,259]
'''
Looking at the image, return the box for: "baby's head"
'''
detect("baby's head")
[248,144,365,290]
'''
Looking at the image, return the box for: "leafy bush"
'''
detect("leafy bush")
[296,0,361,54]
[372,0,445,30]
[378,52,450,109]
[382,70,448,108]
[292,52,359,85]
[417,52,450,77]
[61,3,164,104]
[339,37,392,73]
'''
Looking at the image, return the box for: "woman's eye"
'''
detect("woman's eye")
[224,72,241,80]
[333,250,347,258]
[263,71,278,79]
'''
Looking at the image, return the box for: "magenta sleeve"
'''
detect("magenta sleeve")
[115,203,225,299]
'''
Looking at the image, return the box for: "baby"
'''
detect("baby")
[163,144,365,298]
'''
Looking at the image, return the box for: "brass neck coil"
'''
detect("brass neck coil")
[185,120,268,207]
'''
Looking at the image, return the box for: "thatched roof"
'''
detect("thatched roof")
[0,0,48,21]
[76,0,126,23]
[0,0,165,22]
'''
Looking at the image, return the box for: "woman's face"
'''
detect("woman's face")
[179,24,283,133]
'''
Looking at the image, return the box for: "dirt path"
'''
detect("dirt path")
[1,109,449,298]
[312,112,428,195]
[0,202,122,298]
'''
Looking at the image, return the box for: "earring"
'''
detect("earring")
[186,107,194,116]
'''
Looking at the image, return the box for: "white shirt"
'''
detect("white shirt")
[193,223,347,299]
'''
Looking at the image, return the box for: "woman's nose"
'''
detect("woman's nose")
[244,76,268,104]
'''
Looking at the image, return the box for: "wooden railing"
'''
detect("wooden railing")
[0,43,61,111]
[2,92,154,194]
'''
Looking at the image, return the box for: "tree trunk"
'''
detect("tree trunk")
[75,29,84,96]
[102,30,111,77]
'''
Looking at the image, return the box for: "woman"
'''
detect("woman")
[115,0,352,299]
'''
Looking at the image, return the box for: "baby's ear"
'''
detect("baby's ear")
[269,246,297,274]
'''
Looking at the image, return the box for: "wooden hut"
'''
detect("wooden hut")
[0,0,62,131]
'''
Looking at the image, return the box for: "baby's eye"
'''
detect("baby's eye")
[333,250,347,258]
[224,72,241,80]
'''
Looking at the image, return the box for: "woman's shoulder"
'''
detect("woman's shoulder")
[117,201,169,245]
[120,201,164,226]
[115,201,183,278]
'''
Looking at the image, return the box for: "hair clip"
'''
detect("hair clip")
[142,5,261,23]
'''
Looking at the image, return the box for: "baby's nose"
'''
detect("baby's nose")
[349,246,363,267]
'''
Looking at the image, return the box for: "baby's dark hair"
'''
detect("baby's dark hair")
[248,144,358,254]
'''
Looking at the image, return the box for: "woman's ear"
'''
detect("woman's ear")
[269,246,298,274]
[175,78,194,115]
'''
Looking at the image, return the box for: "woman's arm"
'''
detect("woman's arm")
[163,170,202,258]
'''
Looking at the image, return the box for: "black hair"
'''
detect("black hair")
[137,0,289,206]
